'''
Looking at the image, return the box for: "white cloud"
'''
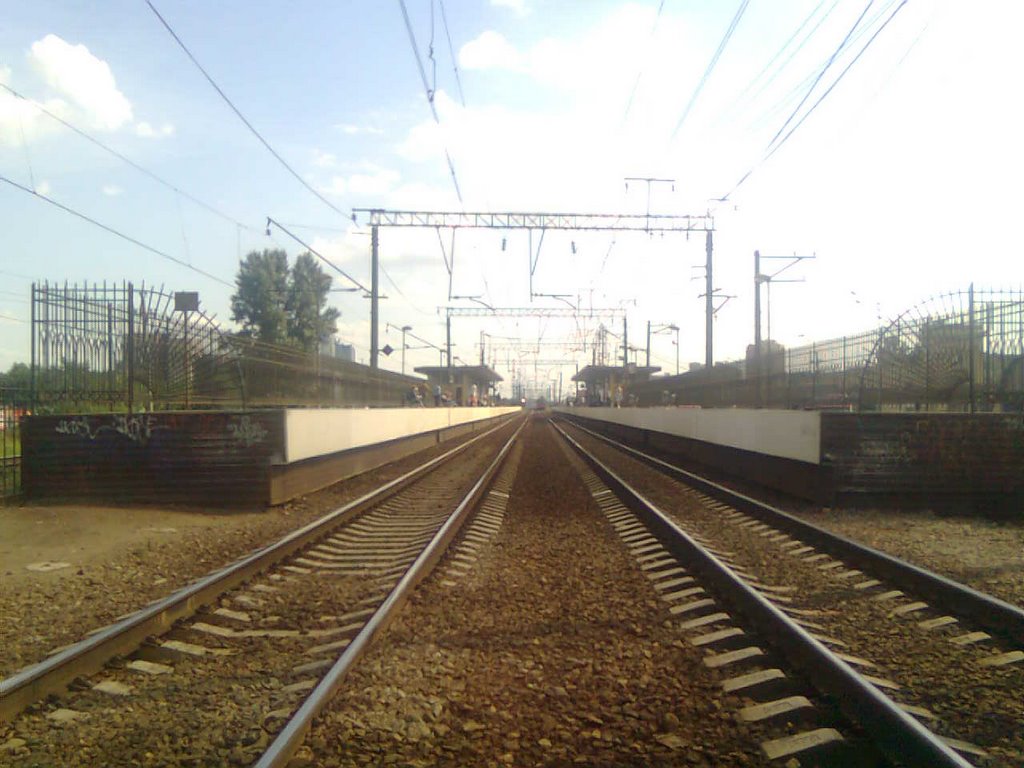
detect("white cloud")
[460,31,525,72]
[102,184,122,196]
[312,149,337,168]
[135,121,174,138]
[319,176,347,196]
[491,0,528,15]
[29,34,132,131]
[0,66,71,146]
[319,166,400,198]
[337,122,383,135]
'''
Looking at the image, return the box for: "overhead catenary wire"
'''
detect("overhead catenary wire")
[396,0,464,204]
[265,217,371,295]
[725,0,836,122]
[0,173,233,287]
[765,0,877,152]
[670,0,751,142]
[438,0,466,107]
[0,82,260,234]
[764,0,909,163]
[722,0,908,200]
[621,0,667,126]
[145,0,352,219]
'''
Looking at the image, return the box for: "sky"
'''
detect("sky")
[1,0,1021,398]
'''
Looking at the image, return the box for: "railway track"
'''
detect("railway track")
[554,415,1024,766]
[0,415,525,766]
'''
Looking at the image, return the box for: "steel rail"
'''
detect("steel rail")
[558,414,1024,646]
[0,414,523,722]
[254,416,527,767]
[552,420,973,768]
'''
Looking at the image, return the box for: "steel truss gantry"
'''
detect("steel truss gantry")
[354,209,714,233]
[355,207,717,370]
[443,306,625,319]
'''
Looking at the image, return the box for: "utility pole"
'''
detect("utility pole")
[622,316,628,367]
[370,225,379,369]
[401,325,411,375]
[705,230,713,370]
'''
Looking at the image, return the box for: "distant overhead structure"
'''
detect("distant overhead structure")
[354,207,719,369]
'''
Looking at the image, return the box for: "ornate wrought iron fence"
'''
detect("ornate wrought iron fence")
[629,286,1024,412]
[30,281,245,412]
[0,387,27,497]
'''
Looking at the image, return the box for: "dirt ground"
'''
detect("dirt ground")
[0,504,268,588]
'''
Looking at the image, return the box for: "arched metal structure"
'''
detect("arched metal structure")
[31,281,245,411]
[857,286,1024,412]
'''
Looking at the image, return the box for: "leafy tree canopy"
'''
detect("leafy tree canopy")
[231,249,339,350]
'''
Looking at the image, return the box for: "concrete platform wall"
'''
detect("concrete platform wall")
[555,407,1024,514]
[553,407,820,464]
[285,407,520,462]
[22,407,521,506]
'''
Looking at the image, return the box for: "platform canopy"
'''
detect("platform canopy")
[572,364,661,405]
[414,365,504,406]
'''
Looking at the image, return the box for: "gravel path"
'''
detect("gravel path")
[0,424,515,767]
[306,416,766,767]
[0,427,496,678]
[568,423,1024,766]
[793,508,1024,607]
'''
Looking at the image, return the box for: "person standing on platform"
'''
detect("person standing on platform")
[433,383,442,407]
[470,383,479,407]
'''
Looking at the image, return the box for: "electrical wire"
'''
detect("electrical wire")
[621,0,667,126]
[721,0,908,200]
[727,0,834,120]
[397,0,464,204]
[766,0,876,152]
[266,217,371,294]
[438,0,467,107]
[0,173,233,287]
[0,82,260,233]
[145,0,351,218]
[764,0,909,163]
[670,0,751,142]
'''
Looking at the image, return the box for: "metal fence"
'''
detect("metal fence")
[1,387,28,498]
[31,281,244,412]
[631,286,1024,412]
[28,281,419,414]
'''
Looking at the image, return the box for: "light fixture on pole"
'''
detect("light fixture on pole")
[401,325,411,375]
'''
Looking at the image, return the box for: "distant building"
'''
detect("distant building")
[319,338,355,362]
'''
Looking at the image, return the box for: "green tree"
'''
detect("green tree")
[231,249,290,343]
[287,252,339,351]
[0,362,30,389]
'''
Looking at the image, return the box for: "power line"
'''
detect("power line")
[766,0,876,152]
[722,0,908,199]
[0,173,233,287]
[438,0,466,107]
[727,0,835,120]
[622,0,667,126]
[145,0,351,219]
[765,0,909,163]
[670,0,751,142]
[0,82,260,233]
[396,0,464,204]
[265,217,371,295]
